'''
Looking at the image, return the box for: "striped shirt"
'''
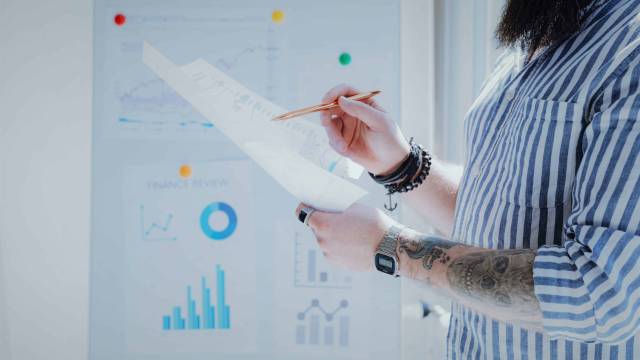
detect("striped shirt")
[448,0,640,358]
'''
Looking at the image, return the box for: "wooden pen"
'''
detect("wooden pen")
[272,90,381,121]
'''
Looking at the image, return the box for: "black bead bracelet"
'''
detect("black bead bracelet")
[368,138,432,195]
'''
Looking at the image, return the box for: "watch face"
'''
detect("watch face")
[375,253,396,275]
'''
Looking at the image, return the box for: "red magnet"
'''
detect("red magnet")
[114,13,126,26]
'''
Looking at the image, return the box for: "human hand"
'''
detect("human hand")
[295,202,398,271]
[321,84,411,175]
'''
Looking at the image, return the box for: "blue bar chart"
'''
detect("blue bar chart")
[162,265,230,331]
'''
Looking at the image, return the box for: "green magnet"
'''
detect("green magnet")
[339,52,352,66]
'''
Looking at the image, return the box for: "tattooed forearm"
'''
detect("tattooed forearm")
[397,234,457,270]
[397,230,541,326]
[445,249,540,316]
[392,229,542,325]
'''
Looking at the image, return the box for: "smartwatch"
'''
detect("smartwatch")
[375,225,405,277]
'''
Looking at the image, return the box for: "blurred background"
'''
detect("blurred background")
[0,0,503,359]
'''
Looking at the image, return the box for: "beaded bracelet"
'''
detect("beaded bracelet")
[368,138,432,195]
[369,149,414,184]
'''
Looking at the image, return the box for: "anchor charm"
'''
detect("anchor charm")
[384,193,397,212]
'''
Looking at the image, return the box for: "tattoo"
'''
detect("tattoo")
[446,249,540,315]
[397,235,456,270]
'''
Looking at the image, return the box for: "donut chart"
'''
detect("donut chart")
[200,202,237,240]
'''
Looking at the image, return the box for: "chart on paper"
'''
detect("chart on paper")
[122,160,257,354]
[293,230,353,289]
[139,205,177,242]
[295,298,350,347]
[99,8,289,140]
[161,264,231,331]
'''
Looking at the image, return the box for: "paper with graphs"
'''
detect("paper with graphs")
[142,42,366,211]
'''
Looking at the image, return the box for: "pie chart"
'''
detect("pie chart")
[199,202,237,240]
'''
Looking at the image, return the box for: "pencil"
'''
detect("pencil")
[271,90,381,121]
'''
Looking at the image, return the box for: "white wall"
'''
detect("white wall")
[0,4,13,357]
[434,0,504,163]
[400,1,450,359]
[0,0,92,359]
[0,229,10,360]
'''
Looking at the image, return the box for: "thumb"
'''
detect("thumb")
[306,209,331,232]
[338,96,386,129]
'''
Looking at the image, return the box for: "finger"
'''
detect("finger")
[338,96,387,129]
[295,203,326,232]
[295,203,313,225]
[320,110,340,128]
[314,235,327,251]
[295,203,315,217]
[321,115,347,154]
[366,97,385,111]
[322,83,361,104]
[322,107,345,120]
[323,83,381,109]
[294,203,338,234]
[295,203,305,217]
[346,118,361,148]
[306,208,331,232]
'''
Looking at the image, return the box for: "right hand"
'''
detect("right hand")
[321,84,410,175]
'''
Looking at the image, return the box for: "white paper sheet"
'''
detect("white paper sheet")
[142,42,367,211]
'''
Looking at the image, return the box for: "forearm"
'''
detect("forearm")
[396,228,543,330]
[400,158,462,236]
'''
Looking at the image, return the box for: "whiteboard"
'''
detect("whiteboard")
[90,1,400,359]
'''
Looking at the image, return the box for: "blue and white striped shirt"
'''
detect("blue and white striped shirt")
[449,1,640,358]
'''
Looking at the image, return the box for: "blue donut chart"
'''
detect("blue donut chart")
[199,202,237,240]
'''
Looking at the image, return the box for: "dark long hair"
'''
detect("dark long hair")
[496,0,601,54]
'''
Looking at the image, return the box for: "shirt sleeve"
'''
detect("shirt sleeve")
[533,56,640,343]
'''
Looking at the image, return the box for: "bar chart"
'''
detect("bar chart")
[293,230,352,288]
[295,299,349,347]
[162,265,231,331]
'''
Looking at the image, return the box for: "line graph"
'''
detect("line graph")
[214,45,279,72]
[139,205,177,241]
[120,79,190,113]
[295,299,350,347]
[115,42,282,135]
[118,117,214,129]
[107,10,289,141]
[117,78,214,131]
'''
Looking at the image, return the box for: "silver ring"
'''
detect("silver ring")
[299,206,316,227]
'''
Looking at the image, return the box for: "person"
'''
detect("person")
[295,0,640,358]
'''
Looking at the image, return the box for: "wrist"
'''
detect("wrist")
[395,228,419,278]
[372,142,411,176]
[374,224,406,276]
[394,230,453,288]
[369,139,432,195]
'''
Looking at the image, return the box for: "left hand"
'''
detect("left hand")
[295,203,397,271]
